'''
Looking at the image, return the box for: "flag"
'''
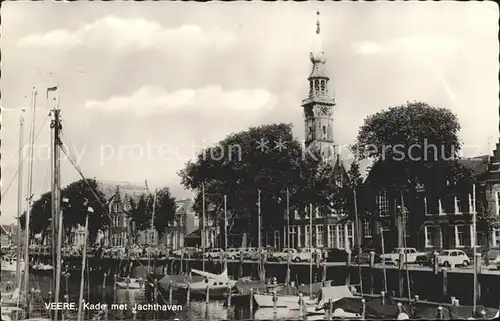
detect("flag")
[46,86,58,99]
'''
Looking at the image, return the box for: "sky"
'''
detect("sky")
[1,1,499,224]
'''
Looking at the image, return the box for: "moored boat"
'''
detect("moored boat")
[1,259,25,273]
[115,277,145,290]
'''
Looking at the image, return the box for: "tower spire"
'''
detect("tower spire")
[316,10,320,35]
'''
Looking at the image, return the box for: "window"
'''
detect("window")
[299,226,305,248]
[328,225,336,248]
[496,192,500,216]
[494,228,500,247]
[443,195,454,214]
[364,220,372,238]
[322,126,327,139]
[425,226,440,248]
[305,225,311,247]
[289,226,297,249]
[378,191,390,217]
[456,225,471,248]
[316,225,324,248]
[338,226,345,249]
[476,231,487,247]
[320,80,326,93]
[274,231,280,248]
[427,196,439,215]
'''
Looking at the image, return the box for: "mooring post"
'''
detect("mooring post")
[475,253,482,303]
[322,261,327,286]
[369,251,375,295]
[361,298,366,319]
[113,274,117,290]
[272,290,277,315]
[227,284,232,306]
[298,293,303,319]
[153,279,158,304]
[380,291,385,305]
[103,273,107,288]
[205,281,210,304]
[433,253,439,275]
[437,306,443,319]
[168,280,173,305]
[249,288,254,313]
[441,268,448,297]
[398,252,404,297]
[327,298,333,320]
[345,250,351,285]
[186,280,191,304]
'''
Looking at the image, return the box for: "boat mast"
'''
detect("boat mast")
[472,184,477,314]
[16,109,26,289]
[51,94,63,321]
[257,189,263,281]
[77,203,92,321]
[224,194,228,271]
[309,203,313,299]
[202,182,206,271]
[148,190,157,274]
[354,188,363,296]
[23,87,37,298]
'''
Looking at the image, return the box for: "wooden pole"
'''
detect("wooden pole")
[224,195,228,271]
[380,227,388,294]
[354,188,363,295]
[15,110,25,289]
[286,188,290,249]
[23,87,37,299]
[77,208,91,321]
[472,183,477,314]
[202,183,206,271]
[309,203,313,299]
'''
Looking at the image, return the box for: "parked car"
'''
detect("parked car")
[292,248,321,262]
[226,248,241,260]
[436,249,470,267]
[203,248,223,260]
[351,248,376,264]
[269,248,297,262]
[379,248,426,265]
[242,248,259,260]
[172,247,200,258]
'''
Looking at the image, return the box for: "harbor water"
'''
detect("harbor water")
[1,271,320,320]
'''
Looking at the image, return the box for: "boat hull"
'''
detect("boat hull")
[1,261,25,272]
[253,294,316,310]
[116,279,145,290]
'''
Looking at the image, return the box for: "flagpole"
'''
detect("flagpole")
[472,183,477,314]
[202,183,206,272]
[286,188,290,249]
[224,195,228,271]
[309,203,313,299]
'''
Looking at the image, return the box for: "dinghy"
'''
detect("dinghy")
[1,259,24,273]
[115,277,145,290]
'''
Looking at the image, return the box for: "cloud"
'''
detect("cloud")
[353,36,462,55]
[17,16,237,52]
[84,85,278,117]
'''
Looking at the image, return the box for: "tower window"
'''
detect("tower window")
[314,80,319,93]
[308,126,313,139]
[322,126,327,139]
[320,80,326,93]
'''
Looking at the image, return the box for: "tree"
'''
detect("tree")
[152,187,177,238]
[128,194,152,232]
[179,123,337,246]
[351,101,471,248]
[61,178,109,243]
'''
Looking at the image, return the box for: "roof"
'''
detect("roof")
[175,198,194,215]
[95,180,146,202]
[1,224,12,236]
[458,155,490,177]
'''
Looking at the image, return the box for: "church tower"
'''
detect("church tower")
[301,11,336,163]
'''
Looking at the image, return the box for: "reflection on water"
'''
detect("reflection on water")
[1,272,324,320]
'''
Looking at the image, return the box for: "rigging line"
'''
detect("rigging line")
[58,143,110,218]
[0,114,50,203]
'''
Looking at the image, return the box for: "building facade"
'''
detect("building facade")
[364,153,500,252]
[96,181,146,247]
[153,198,198,249]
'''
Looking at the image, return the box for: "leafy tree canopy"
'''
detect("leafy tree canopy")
[179,123,344,245]
[351,101,472,195]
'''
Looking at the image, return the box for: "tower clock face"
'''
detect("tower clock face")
[320,105,329,116]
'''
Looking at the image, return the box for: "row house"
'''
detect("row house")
[96,180,147,247]
[184,203,219,249]
[269,158,355,250]
[364,152,500,252]
[145,198,198,250]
